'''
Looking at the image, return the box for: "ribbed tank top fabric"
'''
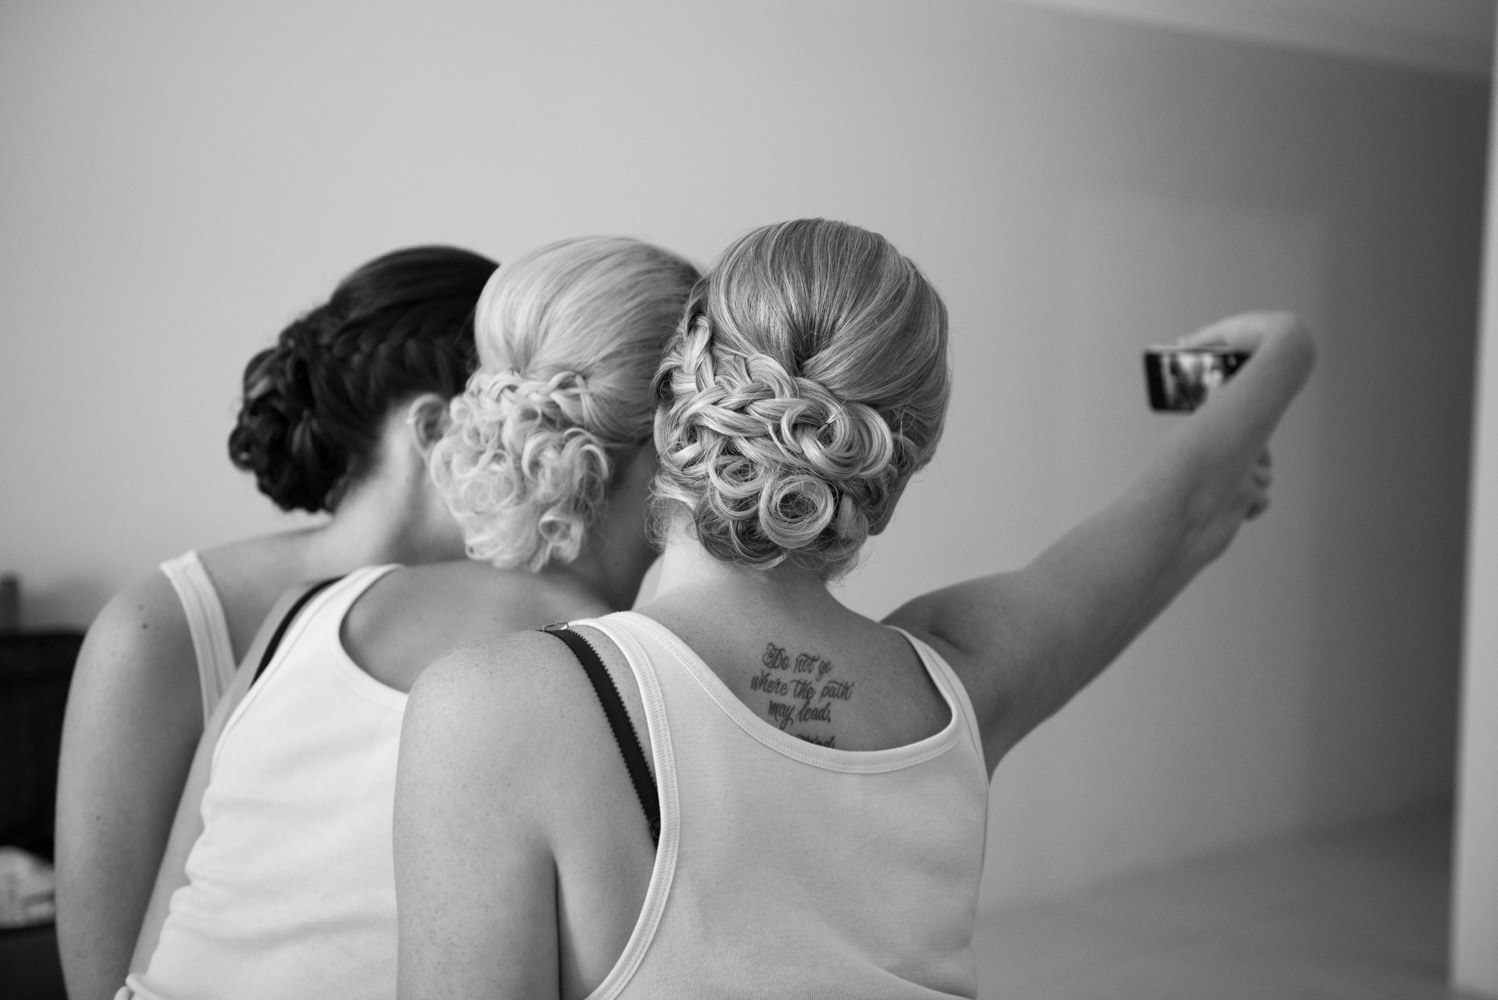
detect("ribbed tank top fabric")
[158,551,237,723]
[125,564,404,1000]
[576,611,989,1000]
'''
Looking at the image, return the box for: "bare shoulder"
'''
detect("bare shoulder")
[407,630,594,742]
[418,628,569,686]
[196,533,320,657]
[883,571,1043,682]
[883,569,1066,769]
[350,561,494,629]
[61,569,204,806]
[347,562,535,690]
[401,630,599,813]
[394,632,582,995]
[76,569,198,697]
[91,567,190,639]
[349,562,609,692]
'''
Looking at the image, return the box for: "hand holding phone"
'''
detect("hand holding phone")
[1143,347,1250,411]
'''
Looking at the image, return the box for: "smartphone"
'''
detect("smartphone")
[1143,347,1250,412]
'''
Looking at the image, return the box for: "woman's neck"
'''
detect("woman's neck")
[650,532,840,617]
[304,483,442,570]
[552,539,656,613]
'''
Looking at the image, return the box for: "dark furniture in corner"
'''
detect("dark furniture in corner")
[1,629,84,1000]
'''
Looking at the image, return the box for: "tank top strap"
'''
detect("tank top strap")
[216,564,403,760]
[566,612,681,841]
[247,565,400,689]
[159,551,236,723]
[885,626,987,774]
[563,612,682,1000]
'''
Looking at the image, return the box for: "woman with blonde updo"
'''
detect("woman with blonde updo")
[395,218,1315,999]
[119,236,698,1000]
[57,244,496,1000]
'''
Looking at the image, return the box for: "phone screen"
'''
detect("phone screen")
[1143,347,1249,411]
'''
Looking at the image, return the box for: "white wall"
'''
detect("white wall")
[0,0,1483,938]
[1452,15,1498,997]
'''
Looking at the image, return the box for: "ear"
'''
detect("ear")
[403,393,449,457]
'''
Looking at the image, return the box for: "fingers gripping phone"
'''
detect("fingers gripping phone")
[1144,347,1250,411]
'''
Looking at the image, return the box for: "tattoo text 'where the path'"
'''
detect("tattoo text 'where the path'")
[753,641,854,747]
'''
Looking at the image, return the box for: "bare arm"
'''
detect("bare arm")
[395,635,565,1000]
[126,582,309,974]
[887,312,1315,772]
[54,573,203,1000]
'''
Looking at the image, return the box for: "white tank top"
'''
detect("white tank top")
[158,551,237,722]
[126,565,404,1000]
[577,611,990,1000]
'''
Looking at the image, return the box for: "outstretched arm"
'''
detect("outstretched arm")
[887,312,1315,772]
[55,573,203,1000]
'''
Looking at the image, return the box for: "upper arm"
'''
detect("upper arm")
[128,583,308,972]
[128,671,239,973]
[887,314,1315,770]
[889,475,1207,769]
[55,572,204,999]
[395,636,566,1000]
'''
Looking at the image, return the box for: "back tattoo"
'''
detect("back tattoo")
[749,641,856,748]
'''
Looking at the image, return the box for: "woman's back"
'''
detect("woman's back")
[569,608,986,1000]
[642,573,953,753]
[131,568,409,1000]
[132,559,635,1000]
[401,588,989,1000]
[56,244,497,1000]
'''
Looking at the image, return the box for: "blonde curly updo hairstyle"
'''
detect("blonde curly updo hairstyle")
[652,218,949,579]
[431,236,699,571]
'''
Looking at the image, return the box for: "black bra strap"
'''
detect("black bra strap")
[252,576,342,684]
[543,624,660,845]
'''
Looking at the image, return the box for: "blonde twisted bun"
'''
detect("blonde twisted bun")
[652,220,949,579]
[429,236,700,570]
[431,368,612,571]
[654,317,901,574]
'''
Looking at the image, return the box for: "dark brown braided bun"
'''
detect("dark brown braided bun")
[228,246,497,512]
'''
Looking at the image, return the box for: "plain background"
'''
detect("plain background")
[0,0,1486,958]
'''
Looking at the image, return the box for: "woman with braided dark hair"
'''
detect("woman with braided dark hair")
[393,218,1315,999]
[56,245,496,1000]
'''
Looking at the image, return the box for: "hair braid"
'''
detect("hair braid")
[650,219,949,579]
[228,246,494,512]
